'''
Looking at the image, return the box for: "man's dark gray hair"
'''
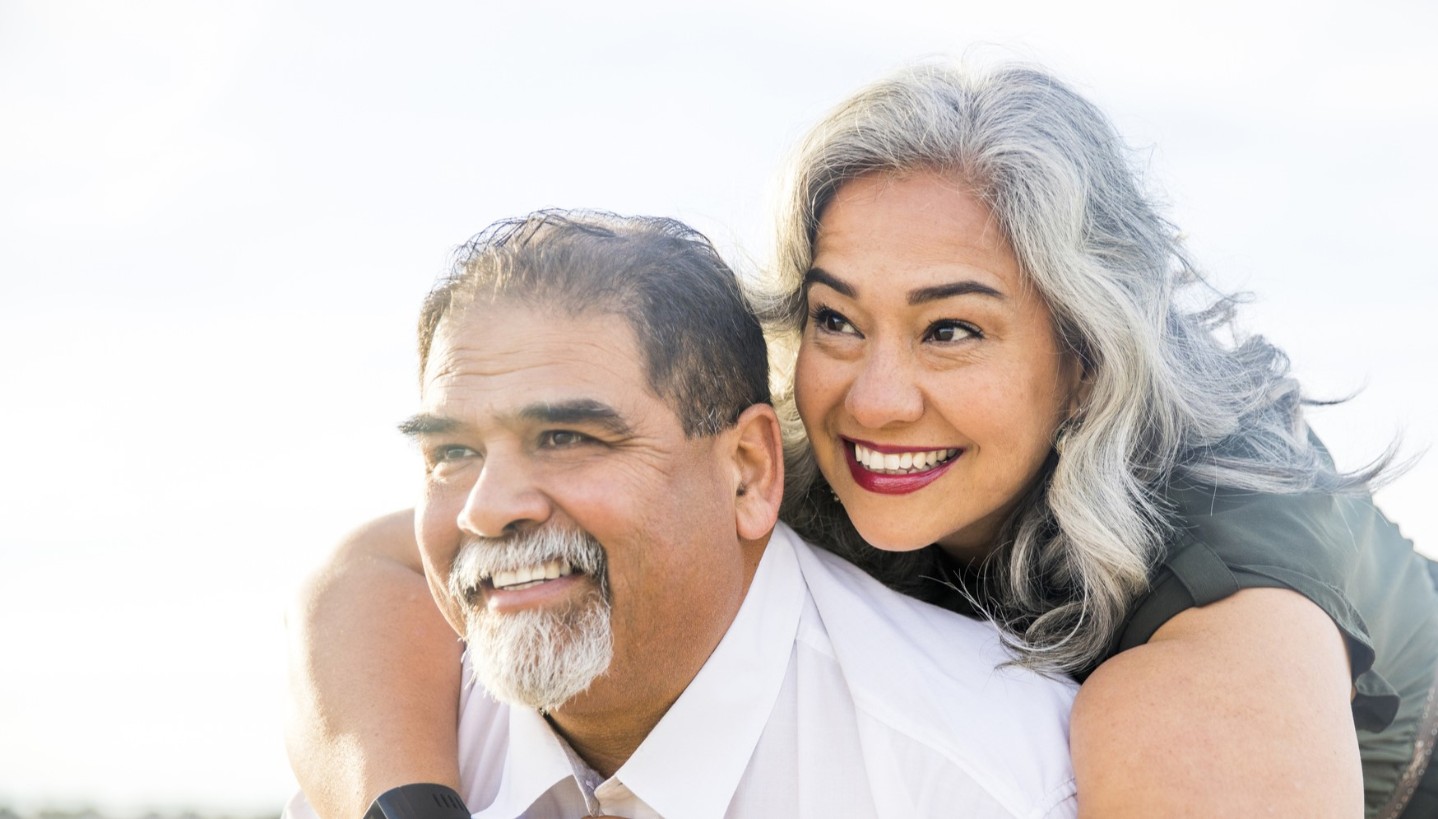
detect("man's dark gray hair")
[418,209,770,437]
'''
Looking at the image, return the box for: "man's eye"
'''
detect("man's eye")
[926,320,980,343]
[810,306,858,335]
[541,430,589,448]
[424,444,478,477]
[435,444,476,462]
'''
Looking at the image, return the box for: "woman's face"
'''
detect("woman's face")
[794,171,1083,560]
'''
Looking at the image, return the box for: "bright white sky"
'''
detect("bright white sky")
[1,0,1434,812]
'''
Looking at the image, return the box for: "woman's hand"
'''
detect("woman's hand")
[284,510,464,819]
[1070,587,1362,817]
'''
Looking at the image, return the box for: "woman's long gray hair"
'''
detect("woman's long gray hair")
[753,61,1393,675]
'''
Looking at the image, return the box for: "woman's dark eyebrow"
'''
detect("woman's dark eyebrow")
[908,281,1005,305]
[803,267,854,297]
[805,267,1004,305]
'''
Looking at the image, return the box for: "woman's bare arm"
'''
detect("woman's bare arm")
[284,510,463,819]
[1071,587,1362,817]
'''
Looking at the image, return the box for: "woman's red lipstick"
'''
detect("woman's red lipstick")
[843,439,961,495]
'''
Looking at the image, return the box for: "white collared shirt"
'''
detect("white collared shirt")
[285,523,1078,818]
[445,523,1076,818]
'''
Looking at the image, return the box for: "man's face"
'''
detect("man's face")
[408,300,752,715]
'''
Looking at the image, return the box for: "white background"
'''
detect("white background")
[1,0,1434,812]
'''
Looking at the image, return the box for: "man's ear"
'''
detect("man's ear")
[725,403,784,542]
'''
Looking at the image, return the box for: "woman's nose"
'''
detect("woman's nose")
[843,343,924,429]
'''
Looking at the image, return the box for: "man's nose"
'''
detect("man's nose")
[457,455,553,538]
[843,341,924,429]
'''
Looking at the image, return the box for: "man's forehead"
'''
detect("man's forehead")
[427,300,641,378]
[418,301,673,428]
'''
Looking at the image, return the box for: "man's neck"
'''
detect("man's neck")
[544,604,742,778]
[545,691,680,779]
[543,533,772,778]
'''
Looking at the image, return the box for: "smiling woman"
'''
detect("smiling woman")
[755,62,1438,818]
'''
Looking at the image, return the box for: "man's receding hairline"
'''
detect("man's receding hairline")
[430,295,643,361]
[424,295,664,406]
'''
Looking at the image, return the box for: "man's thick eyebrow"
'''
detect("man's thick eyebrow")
[521,400,633,435]
[398,402,633,437]
[802,267,855,297]
[908,281,1005,305]
[398,414,456,437]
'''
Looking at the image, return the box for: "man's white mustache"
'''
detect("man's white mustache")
[449,527,609,602]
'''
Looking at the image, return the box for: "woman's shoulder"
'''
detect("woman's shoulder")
[1110,482,1431,726]
[1102,482,1384,675]
[1161,481,1364,580]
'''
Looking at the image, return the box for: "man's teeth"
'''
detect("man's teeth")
[488,559,574,591]
[853,443,960,474]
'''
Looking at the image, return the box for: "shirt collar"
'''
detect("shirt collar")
[612,525,805,819]
[472,705,583,818]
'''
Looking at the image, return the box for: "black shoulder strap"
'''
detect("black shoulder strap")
[1168,540,1240,605]
[1113,539,1240,655]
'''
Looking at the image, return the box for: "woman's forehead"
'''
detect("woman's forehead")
[811,173,1023,294]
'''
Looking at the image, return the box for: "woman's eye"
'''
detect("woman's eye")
[926,320,979,343]
[810,306,858,336]
[541,430,588,448]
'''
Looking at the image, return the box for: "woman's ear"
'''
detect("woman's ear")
[726,403,785,542]
[1066,350,1094,420]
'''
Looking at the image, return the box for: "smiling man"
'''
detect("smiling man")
[402,219,778,789]
[284,210,1079,818]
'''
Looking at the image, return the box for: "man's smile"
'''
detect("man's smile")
[449,529,609,618]
[484,558,576,591]
[469,570,592,614]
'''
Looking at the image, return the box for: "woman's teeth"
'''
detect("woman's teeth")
[488,559,574,591]
[852,443,959,474]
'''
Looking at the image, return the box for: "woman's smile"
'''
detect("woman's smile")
[849,440,962,473]
[844,438,963,493]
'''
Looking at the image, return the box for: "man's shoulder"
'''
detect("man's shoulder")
[776,524,1078,816]
[779,522,1076,690]
[779,524,1017,660]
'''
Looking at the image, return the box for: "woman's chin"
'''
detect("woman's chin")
[849,521,938,553]
[848,511,994,563]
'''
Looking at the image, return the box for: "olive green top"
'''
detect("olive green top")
[1112,483,1438,818]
